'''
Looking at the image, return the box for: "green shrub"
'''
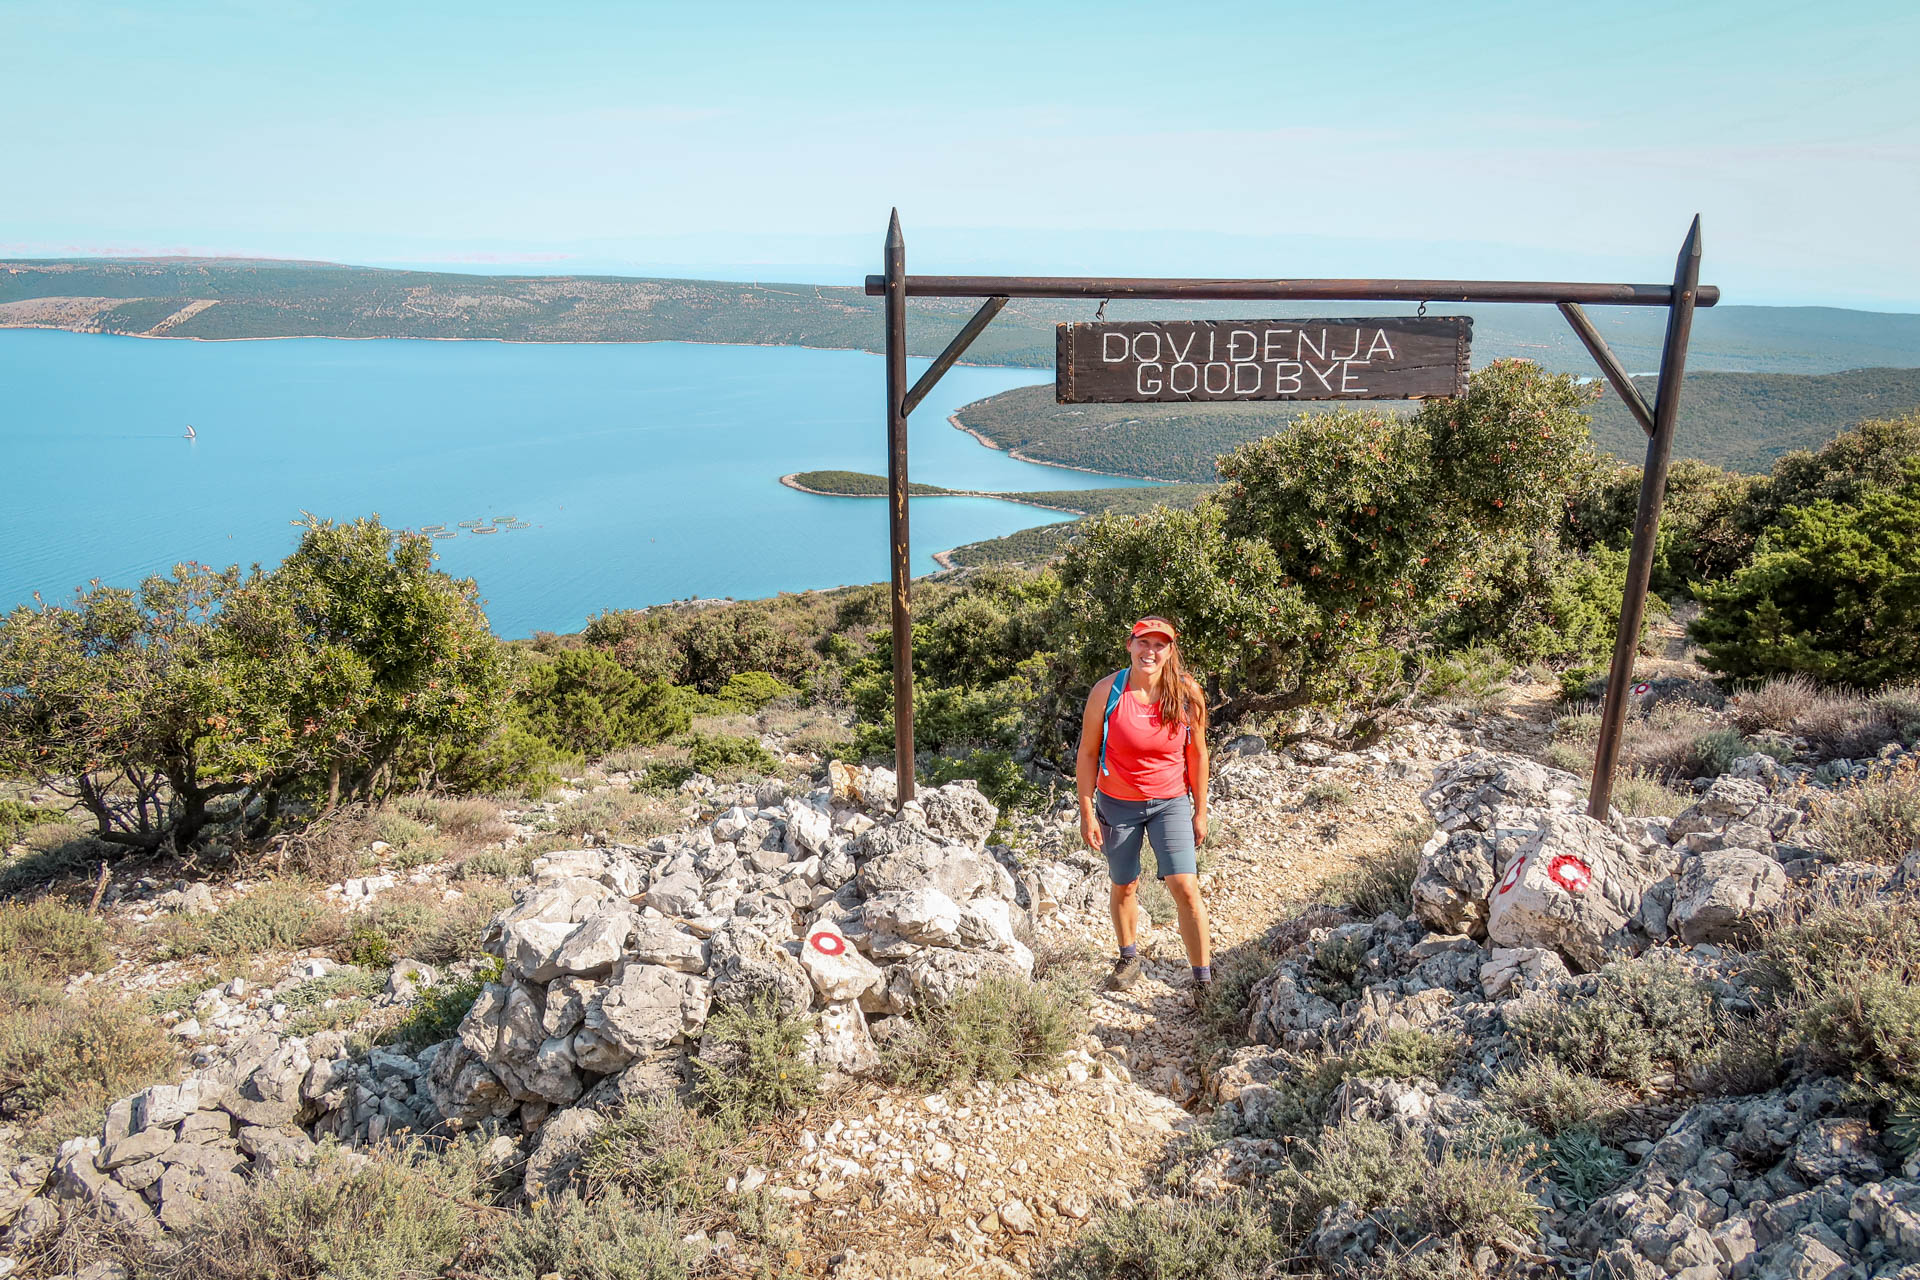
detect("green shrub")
[518,649,699,760]
[476,1191,691,1280]
[1432,544,1629,665]
[0,995,177,1152]
[1235,1030,1463,1139]
[1693,466,1920,686]
[385,958,501,1050]
[0,800,66,845]
[432,714,559,798]
[1422,645,1515,709]
[367,812,450,870]
[1301,779,1353,809]
[1484,1060,1624,1137]
[636,761,697,793]
[168,883,341,959]
[684,732,776,778]
[881,974,1087,1090]
[691,995,820,1129]
[709,671,794,713]
[1194,946,1274,1046]
[1810,762,1920,864]
[1611,771,1692,818]
[1559,664,1606,702]
[920,748,1042,811]
[1568,456,1757,595]
[1544,742,1592,776]
[1740,409,1920,535]
[1046,1192,1278,1280]
[1505,951,1721,1087]
[141,1143,486,1280]
[0,898,112,985]
[582,1096,739,1222]
[1283,1118,1540,1254]
[1544,1129,1635,1211]
[1305,932,1371,1004]
[1318,823,1432,919]
[1755,897,1920,1107]
[1689,727,1794,777]
[282,965,386,1037]
[453,846,531,880]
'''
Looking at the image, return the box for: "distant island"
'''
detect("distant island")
[9,257,1920,376]
[781,470,1216,568]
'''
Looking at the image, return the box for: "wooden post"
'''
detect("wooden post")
[1589,217,1703,818]
[883,211,916,806]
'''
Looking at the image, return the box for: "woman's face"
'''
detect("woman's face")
[1128,632,1171,675]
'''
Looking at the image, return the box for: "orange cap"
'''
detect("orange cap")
[1130,618,1175,641]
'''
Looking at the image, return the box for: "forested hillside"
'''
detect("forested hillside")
[954,367,1920,479]
[8,258,1920,375]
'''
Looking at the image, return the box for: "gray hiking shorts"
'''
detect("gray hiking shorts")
[1094,791,1197,885]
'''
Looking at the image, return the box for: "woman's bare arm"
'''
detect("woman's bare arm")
[1076,676,1112,850]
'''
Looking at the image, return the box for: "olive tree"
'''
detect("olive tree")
[0,515,511,849]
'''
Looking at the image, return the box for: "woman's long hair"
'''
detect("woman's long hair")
[1133,616,1208,734]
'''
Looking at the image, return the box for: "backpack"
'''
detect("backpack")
[1096,668,1128,777]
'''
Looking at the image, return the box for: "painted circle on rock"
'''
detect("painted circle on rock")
[1631,682,1652,697]
[1548,854,1593,894]
[809,931,846,956]
[1497,854,1527,896]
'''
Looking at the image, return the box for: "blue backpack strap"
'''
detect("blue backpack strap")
[1097,668,1128,777]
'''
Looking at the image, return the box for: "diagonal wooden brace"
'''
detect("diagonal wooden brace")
[900,296,1008,418]
[1558,302,1657,438]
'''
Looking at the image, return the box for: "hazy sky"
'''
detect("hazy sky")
[6,0,1917,308]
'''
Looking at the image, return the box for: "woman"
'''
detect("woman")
[1074,615,1213,1006]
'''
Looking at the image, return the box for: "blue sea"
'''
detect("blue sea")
[0,331,1147,637]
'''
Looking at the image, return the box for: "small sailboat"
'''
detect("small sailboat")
[183,425,196,440]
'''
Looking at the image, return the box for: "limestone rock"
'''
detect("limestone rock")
[426,1042,515,1122]
[552,904,636,978]
[1669,849,1788,945]
[707,924,812,1017]
[587,963,711,1054]
[1478,945,1571,1001]
[503,918,580,984]
[918,782,999,847]
[628,918,711,973]
[523,1106,604,1200]
[1484,811,1676,971]
[797,923,886,1004]
[863,888,965,948]
[807,1001,880,1078]
[885,948,1021,1014]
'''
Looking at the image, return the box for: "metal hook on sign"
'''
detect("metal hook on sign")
[1416,300,1429,318]
[1094,298,1109,323]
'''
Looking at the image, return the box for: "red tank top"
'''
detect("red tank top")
[1098,686,1191,801]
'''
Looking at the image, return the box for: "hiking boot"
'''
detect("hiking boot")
[1190,978,1214,1012]
[1106,954,1142,991]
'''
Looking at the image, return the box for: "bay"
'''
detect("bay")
[0,330,1148,637]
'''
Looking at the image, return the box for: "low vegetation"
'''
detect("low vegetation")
[1318,822,1432,919]
[881,973,1088,1090]
[1505,951,1722,1088]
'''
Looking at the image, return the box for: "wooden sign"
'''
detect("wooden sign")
[1055,316,1471,403]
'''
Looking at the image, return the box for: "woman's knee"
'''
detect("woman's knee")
[1162,873,1203,907]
